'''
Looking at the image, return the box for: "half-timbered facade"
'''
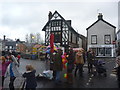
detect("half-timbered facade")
[42,11,86,51]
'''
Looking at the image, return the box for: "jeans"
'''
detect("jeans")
[55,71,61,83]
[88,62,93,73]
[9,76,16,90]
[2,76,5,87]
[74,64,83,77]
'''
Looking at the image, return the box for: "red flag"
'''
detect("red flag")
[50,33,54,53]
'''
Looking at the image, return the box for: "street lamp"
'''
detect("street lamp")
[32,36,35,39]
[31,36,35,43]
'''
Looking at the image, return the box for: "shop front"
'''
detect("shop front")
[88,45,115,57]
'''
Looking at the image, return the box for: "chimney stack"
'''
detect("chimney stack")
[3,35,6,41]
[48,11,52,21]
[98,13,103,20]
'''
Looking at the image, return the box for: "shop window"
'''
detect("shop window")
[98,48,104,56]
[105,48,111,56]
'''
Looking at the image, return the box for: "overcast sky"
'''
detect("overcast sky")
[0,0,119,41]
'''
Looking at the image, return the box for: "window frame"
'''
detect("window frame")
[91,35,97,44]
[104,35,111,44]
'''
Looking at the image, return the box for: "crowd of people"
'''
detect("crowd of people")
[0,51,23,90]
[0,51,38,90]
[0,47,120,89]
[48,48,97,85]
[48,47,120,87]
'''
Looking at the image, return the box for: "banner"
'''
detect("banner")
[50,33,54,53]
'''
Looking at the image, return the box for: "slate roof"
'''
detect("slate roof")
[86,16,116,30]
[42,11,79,35]
[5,41,16,46]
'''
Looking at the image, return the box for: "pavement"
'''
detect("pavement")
[3,57,120,89]
[3,58,48,89]
[3,76,24,89]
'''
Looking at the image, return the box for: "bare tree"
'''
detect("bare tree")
[30,33,34,43]
[36,33,40,44]
[25,34,29,43]
[25,33,44,44]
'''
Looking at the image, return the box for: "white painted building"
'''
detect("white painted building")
[86,13,116,57]
[117,1,120,47]
[118,1,120,30]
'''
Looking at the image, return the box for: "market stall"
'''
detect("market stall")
[38,46,47,60]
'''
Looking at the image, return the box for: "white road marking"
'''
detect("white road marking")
[110,73,116,77]
[89,78,92,80]
[88,79,91,82]
[91,74,94,77]
[86,83,89,85]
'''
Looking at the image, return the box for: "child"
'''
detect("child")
[22,64,37,90]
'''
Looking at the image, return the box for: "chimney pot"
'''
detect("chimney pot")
[98,13,103,20]
[3,35,6,41]
[48,11,52,21]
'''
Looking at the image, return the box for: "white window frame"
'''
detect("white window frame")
[91,35,97,44]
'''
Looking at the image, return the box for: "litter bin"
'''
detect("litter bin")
[31,55,36,60]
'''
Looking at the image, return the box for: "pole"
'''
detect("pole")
[50,33,54,70]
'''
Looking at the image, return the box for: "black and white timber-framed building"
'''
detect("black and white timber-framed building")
[42,11,87,51]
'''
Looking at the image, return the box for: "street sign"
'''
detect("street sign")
[112,41,116,44]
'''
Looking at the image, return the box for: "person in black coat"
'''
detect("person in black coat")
[87,49,94,73]
[52,49,63,84]
[66,48,75,84]
[22,64,37,90]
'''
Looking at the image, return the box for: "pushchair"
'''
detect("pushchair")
[93,60,107,77]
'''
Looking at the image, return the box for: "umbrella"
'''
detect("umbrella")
[46,46,50,54]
